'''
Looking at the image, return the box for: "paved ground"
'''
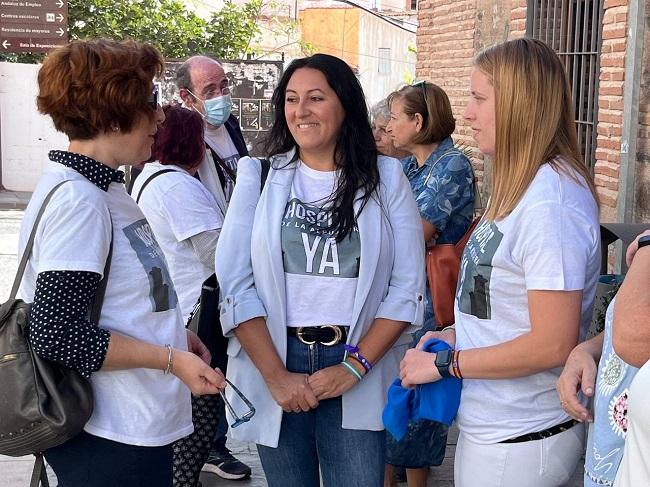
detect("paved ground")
[0,204,585,486]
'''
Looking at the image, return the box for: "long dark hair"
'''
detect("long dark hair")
[263,53,379,242]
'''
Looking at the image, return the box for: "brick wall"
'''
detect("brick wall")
[417,0,634,222]
[416,0,511,197]
[595,0,628,222]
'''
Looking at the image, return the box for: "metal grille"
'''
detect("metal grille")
[527,0,604,171]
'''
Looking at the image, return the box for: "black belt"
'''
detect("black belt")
[499,419,579,444]
[287,326,348,346]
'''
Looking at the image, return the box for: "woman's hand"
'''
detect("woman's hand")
[266,371,319,413]
[400,348,441,388]
[556,342,599,422]
[416,328,456,350]
[186,329,211,365]
[308,364,359,400]
[172,349,226,395]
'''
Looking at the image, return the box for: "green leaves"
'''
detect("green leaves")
[68,0,262,59]
[0,0,263,63]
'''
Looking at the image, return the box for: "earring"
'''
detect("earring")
[111,124,120,132]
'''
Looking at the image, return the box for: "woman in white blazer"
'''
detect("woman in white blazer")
[215,54,424,486]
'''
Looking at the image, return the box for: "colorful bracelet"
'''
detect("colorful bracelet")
[343,344,373,373]
[340,360,363,382]
[451,350,463,379]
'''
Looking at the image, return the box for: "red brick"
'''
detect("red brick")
[604,0,628,8]
[602,27,627,40]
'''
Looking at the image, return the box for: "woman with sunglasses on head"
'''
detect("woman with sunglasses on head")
[383,82,474,487]
[215,53,425,486]
[399,38,600,487]
[18,39,225,487]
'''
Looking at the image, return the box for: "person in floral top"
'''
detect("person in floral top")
[384,82,474,487]
[557,229,650,487]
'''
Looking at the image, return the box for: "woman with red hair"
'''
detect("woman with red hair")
[20,39,224,487]
[132,104,226,486]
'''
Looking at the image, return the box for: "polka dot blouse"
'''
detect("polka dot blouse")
[28,151,123,377]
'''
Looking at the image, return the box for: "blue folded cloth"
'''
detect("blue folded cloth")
[382,338,462,441]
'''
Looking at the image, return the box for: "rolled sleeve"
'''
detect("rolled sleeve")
[219,289,267,336]
[374,159,426,327]
[215,157,267,336]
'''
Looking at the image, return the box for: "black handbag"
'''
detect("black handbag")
[186,158,271,374]
[0,181,112,487]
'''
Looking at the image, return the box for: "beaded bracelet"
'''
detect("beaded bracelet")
[343,344,373,373]
[340,360,363,382]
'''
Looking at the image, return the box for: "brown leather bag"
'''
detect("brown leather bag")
[426,217,480,328]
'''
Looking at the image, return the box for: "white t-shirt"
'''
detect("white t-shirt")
[132,162,223,322]
[281,161,360,327]
[614,360,650,487]
[18,161,192,446]
[455,161,600,444]
[204,124,240,203]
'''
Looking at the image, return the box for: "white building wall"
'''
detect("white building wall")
[357,12,415,106]
[0,62,68,192]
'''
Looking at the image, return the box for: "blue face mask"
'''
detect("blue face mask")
[201,94,233,127]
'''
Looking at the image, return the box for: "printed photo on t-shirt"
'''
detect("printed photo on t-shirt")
[123,219,178,312]
[456,219,503,319]
[281,198,360,278]
[220,153,238,203]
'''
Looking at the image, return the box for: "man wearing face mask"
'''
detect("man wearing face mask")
[175,56,252,482]
[177,55,248,215]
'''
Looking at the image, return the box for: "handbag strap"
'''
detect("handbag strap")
[30,453,49,487]
[10,181,69,301]
[423,148,461,187]
[260,158,270,191]
[135,168,177,204]
[9,180,113,324]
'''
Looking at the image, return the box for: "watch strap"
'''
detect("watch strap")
[435,349,453,379]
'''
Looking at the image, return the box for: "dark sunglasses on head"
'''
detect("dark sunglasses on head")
[148,84,159,110]
[411,80,429,112]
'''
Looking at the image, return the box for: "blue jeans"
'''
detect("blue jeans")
[257,336,385,487]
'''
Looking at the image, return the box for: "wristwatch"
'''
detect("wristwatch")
[638,235,650,250]
[434,349,453,379]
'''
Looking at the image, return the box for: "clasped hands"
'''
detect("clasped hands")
[266,363,361,413]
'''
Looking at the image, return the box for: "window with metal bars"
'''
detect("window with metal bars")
[526,0,604,171]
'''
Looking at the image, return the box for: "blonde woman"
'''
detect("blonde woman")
[399,38,600,486]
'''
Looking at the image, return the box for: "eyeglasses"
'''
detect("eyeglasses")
[148,84,160,110]
[412,80,428,113]
[186,85,230,101]
[219,378,256,428]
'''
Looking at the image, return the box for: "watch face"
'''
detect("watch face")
[435,348,452,366]
[639,235,650,248]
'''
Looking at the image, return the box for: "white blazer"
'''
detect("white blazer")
[215,148,425,447]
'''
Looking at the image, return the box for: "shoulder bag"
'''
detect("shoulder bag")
[0,181,112,486]
[424,151,481,328]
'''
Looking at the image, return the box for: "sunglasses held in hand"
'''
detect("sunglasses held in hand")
[219,378,256,428]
